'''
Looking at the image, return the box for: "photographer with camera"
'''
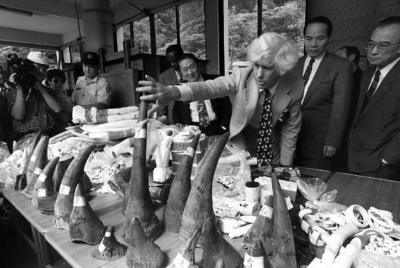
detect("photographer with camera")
[7,55,62,140]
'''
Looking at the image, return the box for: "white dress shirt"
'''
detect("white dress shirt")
[301,53,326,104]
[185,76,217,123]
[369,56,400,95]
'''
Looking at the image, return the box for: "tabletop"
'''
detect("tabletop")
[44,192,242,268]
[327,172,400,222]
[1,188,54,234]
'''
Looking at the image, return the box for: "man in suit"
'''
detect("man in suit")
[172,53,230,136]
[335,46,363,171]
[159,44,184,123]
[296,16,353,170]
[348,16,400,180]
[138,32,303,167]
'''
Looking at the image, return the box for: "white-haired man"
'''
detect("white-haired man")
[138,32,303,167]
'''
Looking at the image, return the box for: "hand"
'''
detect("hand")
[323,145,336,157]
[136,75,181,105]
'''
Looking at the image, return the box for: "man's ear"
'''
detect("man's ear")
[348,54,356,62]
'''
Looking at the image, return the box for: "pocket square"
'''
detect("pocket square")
[278,108,290,122]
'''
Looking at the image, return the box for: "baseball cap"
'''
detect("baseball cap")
[82,52,99,66]
[27,51,50,66]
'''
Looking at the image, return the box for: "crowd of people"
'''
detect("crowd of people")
[0,50,110,145]
[0,15,399,181]
[139,15,400,181]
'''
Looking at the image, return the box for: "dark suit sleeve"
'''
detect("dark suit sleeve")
[382,103,400,164]
[324,61,353,148]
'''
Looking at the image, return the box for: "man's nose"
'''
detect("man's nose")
[256,68,263,78]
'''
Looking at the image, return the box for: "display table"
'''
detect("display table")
[3,168,400,268]
[1,188,54,268]
[327,172,400,222]
[45,192,242,268]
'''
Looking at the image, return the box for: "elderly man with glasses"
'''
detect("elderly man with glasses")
[137,32,303,168]
[348,16,400,180]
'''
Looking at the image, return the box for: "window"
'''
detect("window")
[116,23,132,52]
[133,17,151,54]
[227,0,257,63]
[262,0,305,57]
[155,7,177,56]
[70,43,81,63]
[62,47,71,64]
[179,0,206,59]
[225,0,306,69]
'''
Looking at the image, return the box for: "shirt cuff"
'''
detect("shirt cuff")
[177,84,193,101]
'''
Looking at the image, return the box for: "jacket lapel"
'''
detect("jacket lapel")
[358,61,400,120]
[353,68,374,122]
[272,79,291,126]
[302,53,332,107]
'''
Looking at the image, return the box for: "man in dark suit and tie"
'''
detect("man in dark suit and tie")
[159,44,184,123]
[296,16,353,170]
[348,16,400,180]
[172,53,231,136]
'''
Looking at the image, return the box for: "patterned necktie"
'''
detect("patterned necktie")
[257,90,273,167]
[362,69,381,109]
[197,100,210,127]
[302,57,315,85]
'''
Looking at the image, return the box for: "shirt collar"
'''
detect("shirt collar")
[377,56,400,77]
[306,51,326,64]
[85,75,99,84]
[259,81,278,97]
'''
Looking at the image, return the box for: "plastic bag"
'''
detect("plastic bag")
[354,250,400,268]
[320,189,338,202]
[297,176,327,201]
[0,141,10,163]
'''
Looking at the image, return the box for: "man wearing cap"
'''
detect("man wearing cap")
[71,52,111,109]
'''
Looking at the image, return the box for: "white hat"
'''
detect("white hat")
[27,51,50,66]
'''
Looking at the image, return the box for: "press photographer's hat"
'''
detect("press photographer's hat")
[27,51,50,66]
[82,52,99,66]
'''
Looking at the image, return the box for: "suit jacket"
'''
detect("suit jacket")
[159,68,179,124]
[348,60,400,173]
[181,63,303,166]
[172,97,231,136]
[296,52,353,158]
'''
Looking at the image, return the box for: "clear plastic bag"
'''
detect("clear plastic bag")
[297,176,328,201]
[319,189,338,202]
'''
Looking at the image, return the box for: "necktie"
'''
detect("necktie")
[362,69,381,109]
[257,90,273,167]
[303,57,315,85]
[197,100,210,127]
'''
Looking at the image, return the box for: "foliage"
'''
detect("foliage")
[228,0,305,65]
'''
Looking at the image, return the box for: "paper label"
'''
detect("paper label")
[243,253,265,268]
[298,208,312,220]
[38,189,47,197]
[259,205,273,219]
[59,185,70,195]
[34,167,42,175]
[301,220,310,233]
[104,231,111,237]
[38,173,47,182]
[309,229,321,245]
[285,197,293,210]
[183,147,195,157]
[73,196,86,207]
[98,240,105,253]
[135,128,146,138]
[173,252,191,267]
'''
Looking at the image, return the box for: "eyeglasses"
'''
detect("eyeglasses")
[365,42,400,52]
[53,78,65,84]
